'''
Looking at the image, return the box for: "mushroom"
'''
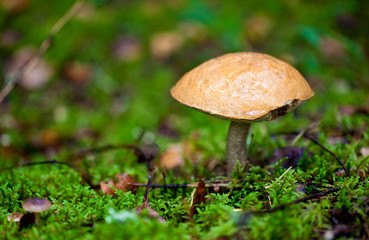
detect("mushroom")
[7,212,24,222]
[171,52,314,176]
[22,198,52,224]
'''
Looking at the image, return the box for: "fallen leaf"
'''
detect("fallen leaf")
[63,62,93,84]
[115,173,137,193]
[160,144,184,169]
[190,178,207,218]
[40,129,60,147]
[136,201,166,223]
[100,180,116,195]
[0,0,30,14]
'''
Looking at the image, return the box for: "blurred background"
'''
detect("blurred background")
[1,0,368,178]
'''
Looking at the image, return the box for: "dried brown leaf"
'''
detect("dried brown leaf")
[190,178,207,218]
[100,180,116,195]
[115,173,137,193]
[136,201,166,223]
[160,144,185,169]
[63,62,93,84]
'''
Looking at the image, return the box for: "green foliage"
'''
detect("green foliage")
[1,0,369,239]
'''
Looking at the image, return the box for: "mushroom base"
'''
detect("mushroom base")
[226,121,251,176]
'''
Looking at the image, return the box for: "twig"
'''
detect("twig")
[240,187,341,219]
[265,166,293,189]
[303,133,351,177]
[0,159,92,178]
[142,175,152,203]
[129,183,234,188]
[128,178,270,188]
[162,172,168,192]
[277,131,351,177]
[204,179,270,183]
[0,0,85,103]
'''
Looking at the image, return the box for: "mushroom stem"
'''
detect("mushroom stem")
[226,121,251,176]
[34,213,40,225]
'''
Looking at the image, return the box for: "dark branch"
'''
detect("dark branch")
[0,0,85,103]
[303,133,351,177]
[242,187,341,217]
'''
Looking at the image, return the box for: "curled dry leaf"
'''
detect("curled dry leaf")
[63,61,93,84]
[190,178,207,219]
[136,201,166,223]
[100,180,116,195]
[40,129,60,147]
[160,143,184,169]
[0,0,30,14]
[115,173,137,193]
[100,173,137,195]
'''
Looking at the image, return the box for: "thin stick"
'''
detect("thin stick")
[162,172,168,192]
[276,131,351,177]
[241,187,341,217]
[265,166,293,189]
[0,0,85,103]
[303,133,351,177]
[128,178,271,189]
[142,175,152,203]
